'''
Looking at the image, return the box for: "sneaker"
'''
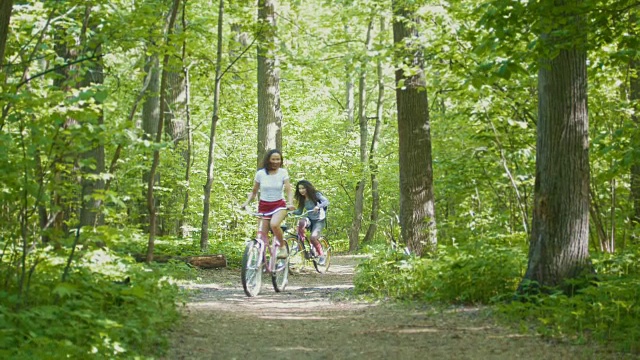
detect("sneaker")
[317,255,326,266]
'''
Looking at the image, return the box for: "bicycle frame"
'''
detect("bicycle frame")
[241,207,291,297]
[286,213,331,274]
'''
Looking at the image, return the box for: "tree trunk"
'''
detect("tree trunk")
[630,18,640,227]
[344,24,355,124]
[0,0,13,68]
[348,19,373,253]
[392,1,437,256]
[141,53,162,233]
[78,38,105,228]
[364,17,386,244]
[178,1,193,237]
[256,0,282,166]
[146,0,181,262]
[200,0,224,252]
[520,1,591,292]
[164,71,187,142]
[133,254,227,268]
[163,8,187,144]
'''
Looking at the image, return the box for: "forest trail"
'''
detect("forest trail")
[164,255,613,360]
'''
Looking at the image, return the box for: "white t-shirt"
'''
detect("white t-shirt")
[254,168,289,202]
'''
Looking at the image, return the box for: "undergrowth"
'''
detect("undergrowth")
[354,240,640,354]
[0,246,184,359]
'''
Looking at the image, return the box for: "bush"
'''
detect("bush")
[354,241,527,304]
[0,248,181,359]
[498,248,640,353]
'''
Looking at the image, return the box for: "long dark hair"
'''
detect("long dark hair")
[295,180,319,210]
[260,149,283,174]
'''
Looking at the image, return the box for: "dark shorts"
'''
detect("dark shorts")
[258,199,287,217]
[307,219,326,234]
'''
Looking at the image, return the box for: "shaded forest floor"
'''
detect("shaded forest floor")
[163,255,628,360]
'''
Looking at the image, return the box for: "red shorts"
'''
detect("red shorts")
[258,199,287,217]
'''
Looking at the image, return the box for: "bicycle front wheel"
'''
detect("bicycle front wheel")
[286,235,306,273]
[241,240,263,297]
[272,239,290,292]
[312,237,331,274]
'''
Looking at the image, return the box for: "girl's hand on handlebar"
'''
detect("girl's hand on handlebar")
[287,204,296,211]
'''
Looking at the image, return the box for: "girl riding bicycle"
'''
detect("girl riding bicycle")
[293,180,329,265]
[241,149,296,264]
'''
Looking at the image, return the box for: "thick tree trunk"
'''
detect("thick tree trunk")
[392,2,437,256]
[141,53,162,233]
[0,0,13,67]
[163,9,187,145]
[146,0,181,262]
[256,0,282,166]
[520,3,591,291]
[79,39,105,228]
[164,70,187,142]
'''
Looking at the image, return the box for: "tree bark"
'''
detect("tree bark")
[141,53,162,233]
[344,24,355,124]
[520,0,591,292]
[392,1,437,256]
[200,0,224,252]
[178,0,193,237]
[146,0,181,262]
[256,0,282,166]
[0,0,13,68]
[630,13,640,227]
[364,16,386,244]
[133,254,227,268]
[78,37,105,228]
[348,19,373,253]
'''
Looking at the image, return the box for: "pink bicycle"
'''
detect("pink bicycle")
[240,208,290,297]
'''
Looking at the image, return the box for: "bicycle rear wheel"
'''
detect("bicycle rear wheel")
[272,239,290,292]
[241,240,263,297]
[312,237,331,274]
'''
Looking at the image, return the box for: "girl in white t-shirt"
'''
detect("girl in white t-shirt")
[241,149,295,260]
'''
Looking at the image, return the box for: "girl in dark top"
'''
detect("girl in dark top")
[293,180,329,264]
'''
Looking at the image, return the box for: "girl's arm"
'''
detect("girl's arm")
[242,181,260,208]
[316,192,329,209]
[284,178,295,210]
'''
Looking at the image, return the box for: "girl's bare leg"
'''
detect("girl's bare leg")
[269,209,287,244]
[310,228,323,255]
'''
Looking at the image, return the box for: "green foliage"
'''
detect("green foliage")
[498,248,640,353]
[354,240,527,304]
[0,249,180,359]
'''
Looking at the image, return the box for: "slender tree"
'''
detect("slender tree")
[179,1,193,237]
[364,16,386,244]
[201,0,225,251]
[630,14,640,227]
[519,0,591,292]
[348,17,374,252]
[392,0,437,256]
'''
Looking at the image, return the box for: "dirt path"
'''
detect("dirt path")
[164,255,619,360]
